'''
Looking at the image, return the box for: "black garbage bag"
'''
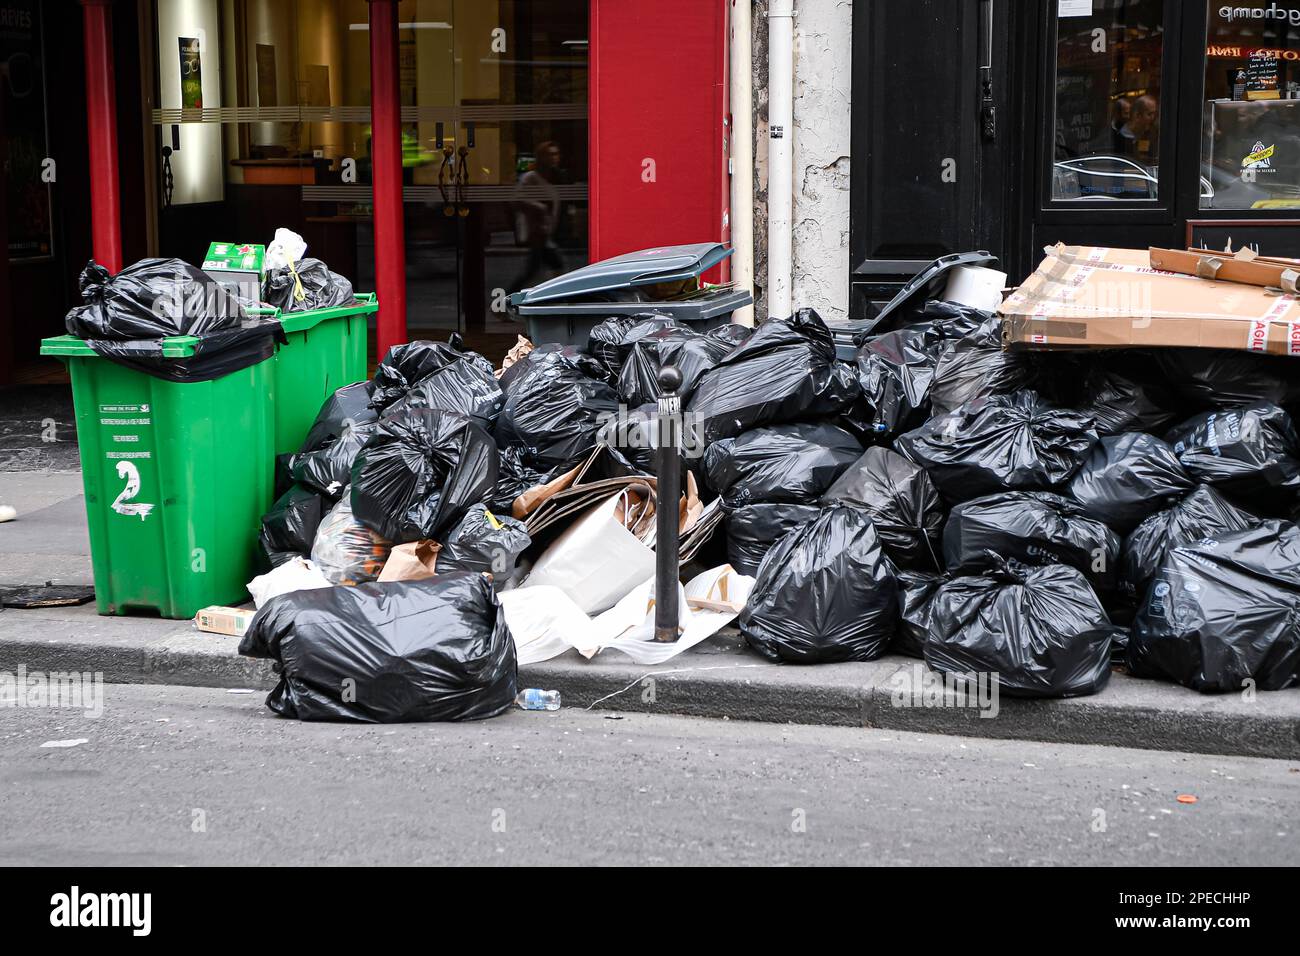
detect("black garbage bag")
[490,447,555,513]
[821,446,945,570]
[273,452,296,500]
[500,342,609,392]
[1166,402,1300,499]
[895,569,946,659]
[925,559,1117,698]
[942,491,1120,598]
[1129,521,1300,693]
[587,315,645,375]
[928,303,1038,416]
[1076,359,1179,437]
[350,408,499,544]
[723,503,821,576]
[65,258,246,340]
[848,301,1004,439]
[896,390,1098,505]
[299,381,379,455]
[602,403,660,474]
[65,259,286,382]
[83,322,286,384]
[261,257,354,313]
[495,347,621,472]
[600,405,697,481]
[383,349,504,428]
[852,320,950,439]
[437,503,532,577]
[1066,432,1194,533]
[619,323,732,407]
[739,505,899,664]
[1155,348,1300,410]
[370,338,484,412]
[1119,484,1262,607]
[687,308,859,443]
[259,484,328,568]
[704,422,862,509]
[239,572,517,722]
[706,322,754,349]
[290,418,380,498]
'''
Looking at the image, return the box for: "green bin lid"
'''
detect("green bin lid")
[40,333,200,359]
[39,293,378,354]
[276,292,377,334]
[508,243,733,308]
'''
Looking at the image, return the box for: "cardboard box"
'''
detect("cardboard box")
[999,244,1300,356]
[195,605,255,637]
[201,242,265,301]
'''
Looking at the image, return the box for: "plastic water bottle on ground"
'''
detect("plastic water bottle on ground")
[515,688,561,711]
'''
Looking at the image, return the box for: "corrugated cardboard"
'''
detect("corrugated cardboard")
[1000,244,1300,356]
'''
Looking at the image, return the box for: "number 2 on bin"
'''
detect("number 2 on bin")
[111,461,155,520]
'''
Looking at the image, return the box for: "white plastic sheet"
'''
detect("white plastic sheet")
[499,565,754,666]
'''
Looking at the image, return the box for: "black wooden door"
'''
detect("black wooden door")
[848,0,1016,317]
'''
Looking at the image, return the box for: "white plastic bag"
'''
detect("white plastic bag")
[264,227,307,271]
[247,556,332,608]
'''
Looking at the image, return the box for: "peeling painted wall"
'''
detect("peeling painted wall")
[751,0,853,322]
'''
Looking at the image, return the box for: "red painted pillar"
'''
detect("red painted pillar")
[80,0,123,273]
[367,0,407,354]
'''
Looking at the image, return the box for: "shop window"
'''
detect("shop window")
[1200,1,1300,209]
[149,0,588,341]
[1050,0,1165,201]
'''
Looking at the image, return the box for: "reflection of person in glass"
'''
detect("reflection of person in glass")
[1114,95,1158,161]
[511,141,567,292]
[1107,98,1131,152]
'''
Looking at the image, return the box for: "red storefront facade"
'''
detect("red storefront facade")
[0,0,732,383]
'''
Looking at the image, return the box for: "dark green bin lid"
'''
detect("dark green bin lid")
[508,243,734,309]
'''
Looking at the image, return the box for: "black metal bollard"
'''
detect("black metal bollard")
[654,365,683,642]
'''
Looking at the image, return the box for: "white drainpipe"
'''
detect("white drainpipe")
[730,0,755,326]
[767,0,794,320]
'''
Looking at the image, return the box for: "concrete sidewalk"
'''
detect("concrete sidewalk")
[3,468,1299,760]
[2,601,1298,759]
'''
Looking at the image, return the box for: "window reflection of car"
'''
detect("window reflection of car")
[1052,155,1159,199]
[1053,154,1219,202]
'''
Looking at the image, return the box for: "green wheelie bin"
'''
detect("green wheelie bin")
[39,333,276,619]
[263,292,376,456]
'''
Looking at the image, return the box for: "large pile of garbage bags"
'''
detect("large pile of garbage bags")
[240,300,1300,722]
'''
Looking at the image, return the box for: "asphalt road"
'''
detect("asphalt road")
[0,683,1295,866]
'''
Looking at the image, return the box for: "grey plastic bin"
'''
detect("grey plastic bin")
[508,242,754,346]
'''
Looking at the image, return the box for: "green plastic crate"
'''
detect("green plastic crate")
[259,292,375,456]
[39,334,276,619]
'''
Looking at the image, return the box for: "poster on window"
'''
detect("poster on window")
[2,0,52,260]
[179,36,203,108]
